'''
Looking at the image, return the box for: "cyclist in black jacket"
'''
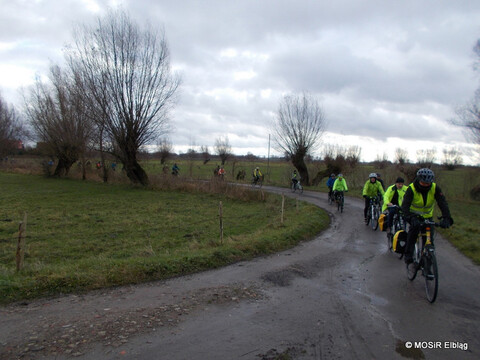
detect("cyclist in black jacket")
[401,168,453,265]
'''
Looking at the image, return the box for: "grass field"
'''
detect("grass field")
[0,172,328,304]
[1,156,478,303]
[142,157,480,265]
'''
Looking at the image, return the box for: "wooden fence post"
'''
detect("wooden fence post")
[16,212,27,272]
[219,201,224,244]
[281,193,285,224]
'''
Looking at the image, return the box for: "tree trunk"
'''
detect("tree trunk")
[123,156,149,186]
[54,157,76,177]
[292,152,309,185]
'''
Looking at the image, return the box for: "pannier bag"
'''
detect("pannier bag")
[393,230,407,254]
[378,213,387,231]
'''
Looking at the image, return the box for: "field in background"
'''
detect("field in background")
[0,172,327,303]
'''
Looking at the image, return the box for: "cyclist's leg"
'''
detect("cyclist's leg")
[363,198,369,222]
[404,224,420,264]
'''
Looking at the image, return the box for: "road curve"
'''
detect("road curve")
[1,188,479,360]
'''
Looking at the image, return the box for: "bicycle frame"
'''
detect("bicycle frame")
[367,197,380,230]
[335,191,344,212]
[409,219,439,303]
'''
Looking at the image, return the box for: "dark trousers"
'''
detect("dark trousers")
[364,198,370,218]
[386,207,396,228]
[405,222,435,259]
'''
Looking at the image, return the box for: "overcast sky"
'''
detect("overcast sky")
[1,0,480,164]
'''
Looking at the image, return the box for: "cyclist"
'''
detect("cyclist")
[332,173,348,194]
[376,173,385,191]
[401,168,453,265]
[218,166,225,179]
[291,169,300,188]
[382,177,407,233]
[253,167,263,184]
[362,173,385,223]
[326,173,336,200]
[171,163,180,176]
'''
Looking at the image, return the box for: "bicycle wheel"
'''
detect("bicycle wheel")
[328,193,333,205]
[291,183,296,193]
[371,205,379,231]
[340,196,344,213]
[424,250,439,303]
[366,207,371,226]
[407,240,421,280]
[387,231,393,252]
[299,184,303,194]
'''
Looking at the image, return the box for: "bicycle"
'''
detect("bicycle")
[251,175,263,188]
[365,196,381,230]
[386,205,406,257]
[334,191,344,213]
[406,218,440,303]
[327,189,335,205]
[291,180,303,194]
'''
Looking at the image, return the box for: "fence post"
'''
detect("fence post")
[16,212,27,272]
[281,193,285,224]
[219,201,224,244]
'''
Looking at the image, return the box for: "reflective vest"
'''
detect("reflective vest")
[409,182,436,218]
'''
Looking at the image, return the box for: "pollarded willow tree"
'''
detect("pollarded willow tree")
[272,92,327,185]
[66,9,181,185]
[25,65,93,177]
[0,93,26,157]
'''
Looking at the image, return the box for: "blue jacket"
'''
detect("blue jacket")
[326,177,335,188]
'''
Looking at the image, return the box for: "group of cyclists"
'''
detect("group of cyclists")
[327,169,454,267]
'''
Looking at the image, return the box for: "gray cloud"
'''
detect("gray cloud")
[1,0,480,163]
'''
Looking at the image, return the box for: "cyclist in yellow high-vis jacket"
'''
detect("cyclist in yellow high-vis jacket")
[401,168,453,265]
[362,173,385,223]
[382,177,407,232]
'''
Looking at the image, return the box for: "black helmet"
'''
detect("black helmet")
[417,168,434,183]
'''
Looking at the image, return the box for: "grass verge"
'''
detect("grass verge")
[0,173,328,304]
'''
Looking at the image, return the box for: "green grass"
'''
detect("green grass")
[0,172,328,304]
[437,199,480,265]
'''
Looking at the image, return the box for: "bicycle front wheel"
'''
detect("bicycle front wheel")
[407,242,421,281]
[371,206,379,231]
[424,251,439,303]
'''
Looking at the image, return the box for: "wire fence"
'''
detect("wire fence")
[1,194,301,270]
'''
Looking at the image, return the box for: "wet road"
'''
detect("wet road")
[2,188,479,359]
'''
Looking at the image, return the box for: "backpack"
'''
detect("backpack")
[393,230,407,254]
[378,213,387,231]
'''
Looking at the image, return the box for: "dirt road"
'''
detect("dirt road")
[1,188,479,359]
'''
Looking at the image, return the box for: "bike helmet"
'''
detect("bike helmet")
[416,168,434,183]
[369,172,377,178]
[338,173,343,178]
[330,173,335,177]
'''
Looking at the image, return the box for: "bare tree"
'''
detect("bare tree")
[215,136,232,165]
[453,88,480,146]
[156,137,173,165]
[0,94,26,157]
[272,92,326,185]
[442,147,463,170]
[452,40,480,149]
[394,148,409,165]
[200,145,210,164]
[416,148,437,168]
[66,9,181,185]
[25,66,92,177]
[345,145,362,168]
